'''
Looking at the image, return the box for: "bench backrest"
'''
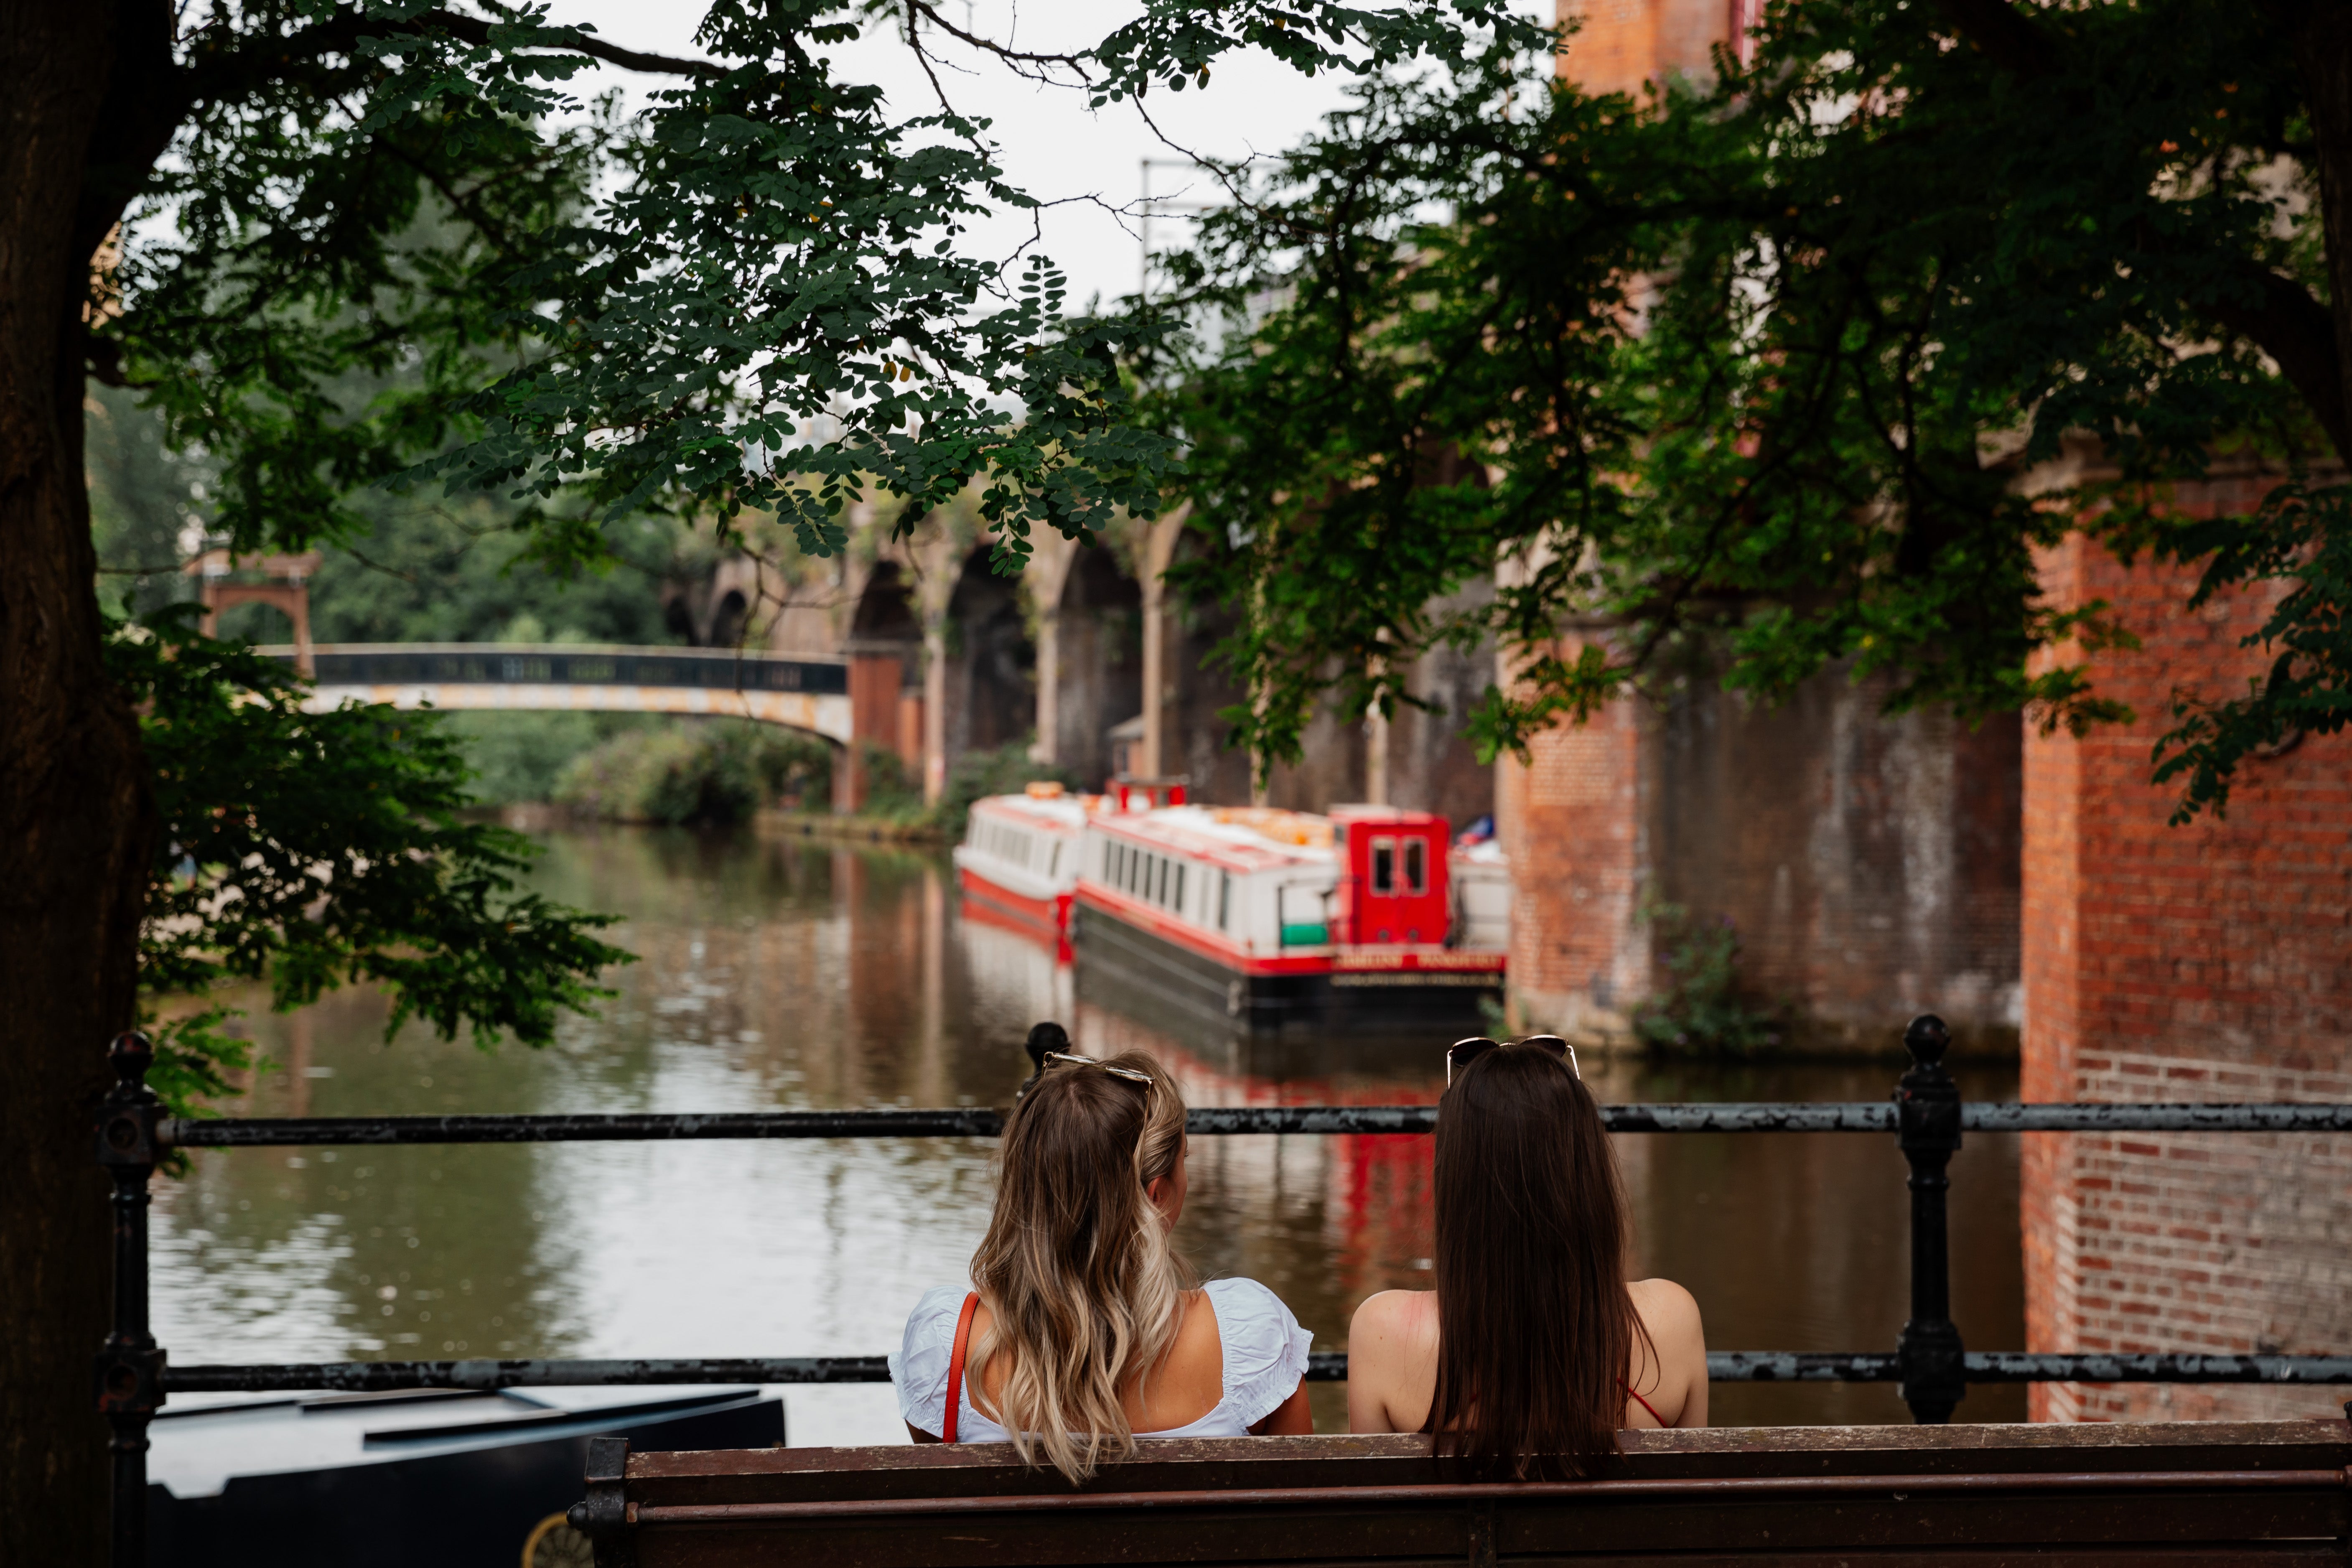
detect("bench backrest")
[578,1420,2352,1567]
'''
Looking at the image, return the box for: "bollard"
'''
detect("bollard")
[1894,1013,1966,1423]
[94,1032,167,1568]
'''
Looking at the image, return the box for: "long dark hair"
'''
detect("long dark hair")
[1428,1042,1652,1478]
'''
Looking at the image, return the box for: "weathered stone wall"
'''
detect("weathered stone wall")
[1382,577,1503,827]
[2021,486,2352,1422]
[1498,647,2024,1054]
[1647,661,2022,1053]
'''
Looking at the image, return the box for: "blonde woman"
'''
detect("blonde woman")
[890,1049,1313,1482]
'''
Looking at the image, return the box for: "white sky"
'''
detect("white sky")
[549,1,1545,312]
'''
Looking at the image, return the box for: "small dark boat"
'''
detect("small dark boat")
[148,1384,781,1568]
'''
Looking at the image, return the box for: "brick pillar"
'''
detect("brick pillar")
[1497,648,1649,1040]
[843,652,905,812]
[1559,0,1732,96]
[2021,490,2352,1422]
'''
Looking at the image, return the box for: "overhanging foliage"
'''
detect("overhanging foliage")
[1142,0,2351,817]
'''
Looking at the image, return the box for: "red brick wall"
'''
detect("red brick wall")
[2021,490,2352,1421]
[1560,0,1736,97]
[1499,650,1650,1035]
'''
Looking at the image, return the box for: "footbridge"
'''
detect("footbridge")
[276,644,853,745]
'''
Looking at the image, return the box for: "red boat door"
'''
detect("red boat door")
[1332,808,1450,946]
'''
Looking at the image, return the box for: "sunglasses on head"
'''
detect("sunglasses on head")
[1445,1034,1579,1085]
[1043,1051,1155,1089]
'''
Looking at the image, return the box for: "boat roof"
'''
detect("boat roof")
[969,792,1090,832]
[1091,806,1337,873]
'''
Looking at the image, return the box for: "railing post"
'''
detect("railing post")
[571,1434,636,1568]
[1895,1013,1965,1423]
[94,1031,166,1568]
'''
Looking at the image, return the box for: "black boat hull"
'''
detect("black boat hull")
[149,1392,779,1568]
[1071,901,1502,1045]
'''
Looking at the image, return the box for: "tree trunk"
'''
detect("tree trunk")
[2296,0,2352,455]
[0,4,158,1564]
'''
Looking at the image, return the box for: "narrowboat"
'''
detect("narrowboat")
[951,783,1089,957]
[1071,804,1510,1035]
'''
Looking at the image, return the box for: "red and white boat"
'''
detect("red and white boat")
[951,784,1089,958]
[1070,804,1510,1036]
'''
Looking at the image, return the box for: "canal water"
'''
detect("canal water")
[153,826,2027,1445]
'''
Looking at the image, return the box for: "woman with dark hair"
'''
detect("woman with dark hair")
[890,1048,1313,1484]
[1346,1037,1707,1474]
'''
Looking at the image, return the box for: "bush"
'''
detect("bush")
[441,710,650,805]
[854,740,926,820]
[1629,893,1789,1057]
[935,740,1074,837]
[557,720,834,825]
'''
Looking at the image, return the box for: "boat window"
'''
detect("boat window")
[1218,871,1230,931]
[1371,837,1396,895]
[1403,837,1427,894]
[1110,842,1123,885]
[1154,855,1169,906]
[1173,863,1186,915]
[1049,843,1061,878]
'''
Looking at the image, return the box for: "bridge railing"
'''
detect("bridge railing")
[260,642,852,696]
[93,1016,2352,1567]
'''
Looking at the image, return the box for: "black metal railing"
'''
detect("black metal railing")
[94,1014,2352,1567]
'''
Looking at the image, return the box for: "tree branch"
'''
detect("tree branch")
[413,10,725,79]
[1930,0,2057,77]
[2202,258,2352,457]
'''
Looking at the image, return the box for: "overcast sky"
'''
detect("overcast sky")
[548,2,1544,312]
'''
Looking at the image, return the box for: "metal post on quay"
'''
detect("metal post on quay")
[1895,1013,1966,1423]
[94,1031,166,1568]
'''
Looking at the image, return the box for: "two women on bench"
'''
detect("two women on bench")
[889,1037,1705,1481]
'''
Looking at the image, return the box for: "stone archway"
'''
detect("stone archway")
[840,558,925,806]
[942,549,1036,767]
[1051,547,1143,790]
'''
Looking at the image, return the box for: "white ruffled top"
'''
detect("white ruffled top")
[890,1277,1313,1442]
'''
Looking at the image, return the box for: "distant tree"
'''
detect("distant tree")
[1149,2,2352,822]
[0,2,1524,1555]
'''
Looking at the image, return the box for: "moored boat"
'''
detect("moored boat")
[148,1384,780,1568]
[951,783,1088,958]
[1071,803,1509,1035]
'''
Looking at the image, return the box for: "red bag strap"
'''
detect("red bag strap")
[942,1291,980,1444]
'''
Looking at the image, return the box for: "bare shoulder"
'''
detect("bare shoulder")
[1627,1277,1704,1342]
[1349,1289,1436,1344]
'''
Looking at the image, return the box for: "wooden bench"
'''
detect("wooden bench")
[574,1419,2352,1566]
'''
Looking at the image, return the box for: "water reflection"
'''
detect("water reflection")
[154,826,2023,1447]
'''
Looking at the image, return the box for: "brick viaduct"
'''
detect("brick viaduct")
[1542,0,2352,1419]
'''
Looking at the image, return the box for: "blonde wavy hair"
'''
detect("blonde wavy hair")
[967,1048,1191,1484]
